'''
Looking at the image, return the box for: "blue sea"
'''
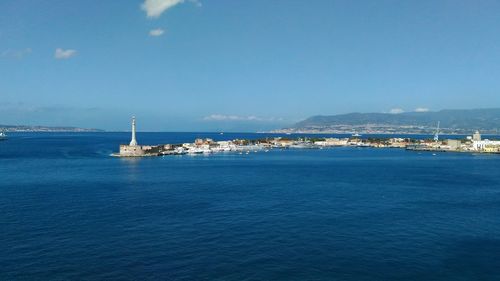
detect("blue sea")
[1,132,500,280]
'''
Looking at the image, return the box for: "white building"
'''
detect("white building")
[473,139,500,151]
[471,130,500,151]
[314,138,349,146]
[473,130,482,142]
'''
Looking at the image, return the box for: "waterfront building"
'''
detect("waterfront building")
[484,145,500,153]
[194,138,215,146]
[271,138,294,147]
[473,130,481,141]
[216,141,236,151]
[314,138,349,147]
[387,138,409,148]
[447,139,462,151]
[470,131,500,151]
[473,139,500,151]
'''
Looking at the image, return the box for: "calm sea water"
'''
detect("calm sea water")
[1,132,500,280]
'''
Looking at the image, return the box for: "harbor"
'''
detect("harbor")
[113,117,500,157]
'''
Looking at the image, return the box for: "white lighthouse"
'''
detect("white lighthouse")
[116,116,145,156]
[129,116,138,146]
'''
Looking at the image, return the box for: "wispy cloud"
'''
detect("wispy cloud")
[389,108,404,114]
[141,0,200,18]
[203,114,283,122]
[141,0,184,18]
[414,107,430,112]
[149,28,165,36]
[1,48,32,59]
[54,48,77,59]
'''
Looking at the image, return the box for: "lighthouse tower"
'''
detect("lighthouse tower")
[129,116,138,146]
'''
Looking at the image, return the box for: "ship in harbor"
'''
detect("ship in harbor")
[0,132,7,141]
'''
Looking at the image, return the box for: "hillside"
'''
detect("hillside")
[0,125,104,132]
[282,108,500,134]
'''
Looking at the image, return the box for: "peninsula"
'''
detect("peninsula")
[114,117,500,157]
[0,124,103,132]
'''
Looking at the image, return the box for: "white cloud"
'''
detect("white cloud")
[54,48,77,59]
[204,114,252,121]
[141,0,184,18]
[203,114,282,122]
[149,28,165,36]
[1,48,32,59]
[414,107,430,112]
[389,108,404,114]
[141,0,201,18]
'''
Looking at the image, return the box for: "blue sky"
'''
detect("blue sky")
[1,0,500,131]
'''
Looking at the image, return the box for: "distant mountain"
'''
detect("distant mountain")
[0,125,103,132]
[279,108,500,134]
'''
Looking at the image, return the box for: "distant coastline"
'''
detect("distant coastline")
[268,126,497,135]
[0,125,103,132]
[273,108,500,135]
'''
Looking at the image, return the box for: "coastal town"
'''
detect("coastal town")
[114,117,500,157]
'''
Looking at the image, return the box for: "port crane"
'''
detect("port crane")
[433,121,440,142]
